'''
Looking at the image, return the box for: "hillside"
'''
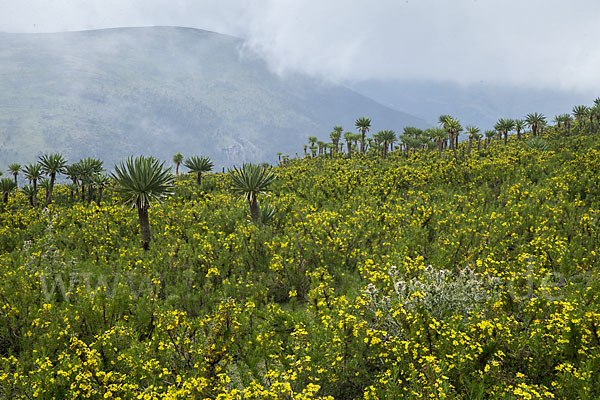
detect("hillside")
[1,120,600,398]
[349,79,595,129]
[0,26,428,169]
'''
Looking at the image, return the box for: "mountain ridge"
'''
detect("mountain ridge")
[0,26,428,169]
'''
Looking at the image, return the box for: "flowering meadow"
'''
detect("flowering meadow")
[1,124,600,399]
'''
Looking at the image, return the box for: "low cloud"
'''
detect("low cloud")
[2,0,600,92]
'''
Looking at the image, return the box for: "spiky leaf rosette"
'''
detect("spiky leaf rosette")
[38,153,67,176]
[229,163,276,203]
[184,156,213,174]
[111,156,174,209]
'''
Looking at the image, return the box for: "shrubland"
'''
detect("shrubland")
[1,120,600,399]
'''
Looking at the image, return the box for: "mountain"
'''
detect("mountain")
[348,79,595,130]
[0,27,428,169]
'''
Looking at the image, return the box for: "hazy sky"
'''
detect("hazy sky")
[2,0,599,92]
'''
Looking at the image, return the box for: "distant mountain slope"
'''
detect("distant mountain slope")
[0,27,428,169]
[348,79,595,130]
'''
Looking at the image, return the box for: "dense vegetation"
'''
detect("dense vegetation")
[1,101,600,399]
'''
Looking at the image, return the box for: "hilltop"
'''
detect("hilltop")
[0,26,428,169]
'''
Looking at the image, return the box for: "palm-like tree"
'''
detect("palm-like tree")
[308,136,318,148]
[21,185,35,206]
[92,173,111,204]
[7,163,20,187]
[372,131,384,156]
[418,134,431,152]
[344,131,354,155]
[495,118,515,145]
[111,156,174,250]
[355,117,371,154]
[39,153,67,206]
[592,100,600,130]
[184,156,213,186]
[229,163,276,223]
[403,136,421,155]
[22,163,42,207]
[65,163,82,200]
[326,142,335,158]
[173,152,184,175]
[438,114,452,129]
[317,141,326,156]
[465,126,480,155]
[330,126,343,153]
[427,128,447,158]
[76,158,104,202]
[573,105,589,132]
[352,133,361,152]
[562,114,573,131]
[514,120,525,141]
[472,131,483,152]
[0,178,17,203]
[484,129,496,149]
[446,118,462,158]
[39,178,50,197]
[553,114,562,129]
[376,130,396,158]
[525,113,546,137]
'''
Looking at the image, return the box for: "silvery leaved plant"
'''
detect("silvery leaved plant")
[364,265,502,336]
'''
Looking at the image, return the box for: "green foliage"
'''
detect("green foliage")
[38,153,67,176]
[111,156,174,209]
[0,178,16,202]
[2,124,600,398]
[173,152,184,175]
[229,163,276,223]
[184,155,213,185]
[527,136,549,152]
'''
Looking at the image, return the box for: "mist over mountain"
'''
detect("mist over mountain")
[348,79,595,130]
[0,26,428,170]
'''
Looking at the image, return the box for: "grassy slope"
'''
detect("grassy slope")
[0,128,599,398]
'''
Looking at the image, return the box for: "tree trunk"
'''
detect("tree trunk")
[45,172,55,207]
[138,206,152,250]
[517,130,521,140]
[477,139,481,152]
[32,179,38,207]
[347,141,352,155]
[81,184,86,202]
[13,174,17,187]
[249,195,259,223]
[504,132,508,145]
[176,164,180,176]
[360,130,366,153]
[88,185,94,204]
[97,188,103,205]
[2,193,7,203]
[196,172,202,186]
[467,137,473,155]
[437,141,443,159]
